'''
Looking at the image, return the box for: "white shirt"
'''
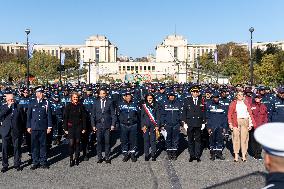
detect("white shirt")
[236,101,249,119]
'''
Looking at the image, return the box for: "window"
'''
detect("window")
[11,48,14,53]
[152,66,155,71]
[56,50,58,57]
[119,66,121,71]
[148,66,151,71]
[174,47,178,58]
[140,66,142,71]
[135,66,138,71]
[127,66,130,71]
[95,48,99,62]
[123,66,126,71]
[131,66,134,71]
[144,66,147,70]
[52,50,54,56]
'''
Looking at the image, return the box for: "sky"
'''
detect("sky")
[1,0,284,58]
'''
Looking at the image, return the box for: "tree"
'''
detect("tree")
[265,43,281,55]
[254,47,263,64]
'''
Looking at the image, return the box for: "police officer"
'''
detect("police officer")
[50,94,64,145]
[182,86,205,162]
[270,87,284,122]
[206,92,227,160]
[117,90,140,162]
[254,122,284,189]
[26,87,52,170]
[161,90,182,160]
[259,86,274,119]
[92,88,116,164]
[81,88,95,161]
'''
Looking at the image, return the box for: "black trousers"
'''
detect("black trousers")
[187,127,202,158]
[96,128,110,160]
[250,129,262,157]
[143,126,157,157]
[1,132,22,168]
[31,130,47,166]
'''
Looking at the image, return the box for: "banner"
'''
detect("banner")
[79,59,84,69]
[28,42,34,59]
[60,52,65,65]
[214,50,218,64]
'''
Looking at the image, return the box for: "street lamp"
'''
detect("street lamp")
[59,46,62,86]
[197,53,200,84]
[249,27,254,86]
[88,58,91,85]
[25,29,30,92]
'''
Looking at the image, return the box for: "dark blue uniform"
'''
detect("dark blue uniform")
[117,99,140,161]
[206,99,227,160]
[270,96,284,122]
[50,98,64,144]
[26,98,52,167]
[161,98,182,158]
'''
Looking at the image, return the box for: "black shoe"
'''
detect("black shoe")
[145,155,150,161]
[30,164,39,170]
[131,154,137,162]
[41,164,50,169]
[189,156,195,162]
[75,159,79,166]
[97,159,104,164]
[28,159,33,165]
[151,157,156,161]
[70,160,75,167]
[196,158,201,162]
[1,167,8,173]
[217,154,225,160]
[167,151,172,160]
[122,154,129,162]
[15,166,22,171]
[83,156,89,161]
[105,159,111,164]
[210,151,215,161]
[172,152,177,161]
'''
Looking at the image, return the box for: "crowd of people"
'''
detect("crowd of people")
[0,82,283,175]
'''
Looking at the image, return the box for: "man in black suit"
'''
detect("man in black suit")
[0,94,24,172]
[182,86,206,162]
[92,88,116,164]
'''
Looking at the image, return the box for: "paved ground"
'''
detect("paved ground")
[0,133,266,189]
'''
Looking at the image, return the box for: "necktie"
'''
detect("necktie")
[101,99,106,113]
[194,98,197,105]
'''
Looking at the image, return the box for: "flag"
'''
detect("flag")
[60,52,65,65]
[214,50,218,64]
[79,59,84,69]
[28,42,34,59]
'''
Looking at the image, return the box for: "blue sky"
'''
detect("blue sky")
[1,0,283,57]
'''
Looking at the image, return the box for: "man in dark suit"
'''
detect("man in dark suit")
[182,86,206,162]
[26,87,52,170]
[92,88,116,164]
[0,94,24,172]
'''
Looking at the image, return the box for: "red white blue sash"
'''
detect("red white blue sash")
[142,103,157,126]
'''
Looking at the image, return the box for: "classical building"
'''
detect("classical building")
[0,35,118,63]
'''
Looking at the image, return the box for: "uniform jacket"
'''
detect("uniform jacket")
[0,103,24,137]
[63,102,86,131]
[251,102,268,129]
[227,99,256,128]
[117,100,140,125]
[271,96,284,122]
[91,98,116,129]
[206,100,227,129]
[161,99,182,126]
[182,96,205,127]
[26,99,52,130]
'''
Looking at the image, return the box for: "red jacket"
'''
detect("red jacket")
[251,102,268,129]
[228,99,256,128]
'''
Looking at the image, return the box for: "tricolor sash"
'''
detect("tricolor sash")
[142,103,157,126]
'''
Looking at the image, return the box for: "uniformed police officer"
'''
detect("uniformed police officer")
[161,90,182,160]
[117,90,140,162]
[26,87,52,170]
[182,86,205,162]
[270,87,284,122]
[206,92,227,160]
[254,122,284,189]
[50,94,64,145]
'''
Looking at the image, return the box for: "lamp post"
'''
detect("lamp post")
[59,46,62,86]
[197,53,200,84]
[25,29,30,92]
[76,51,80,85]
[249,27,254,86]
[88,58,91,85]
